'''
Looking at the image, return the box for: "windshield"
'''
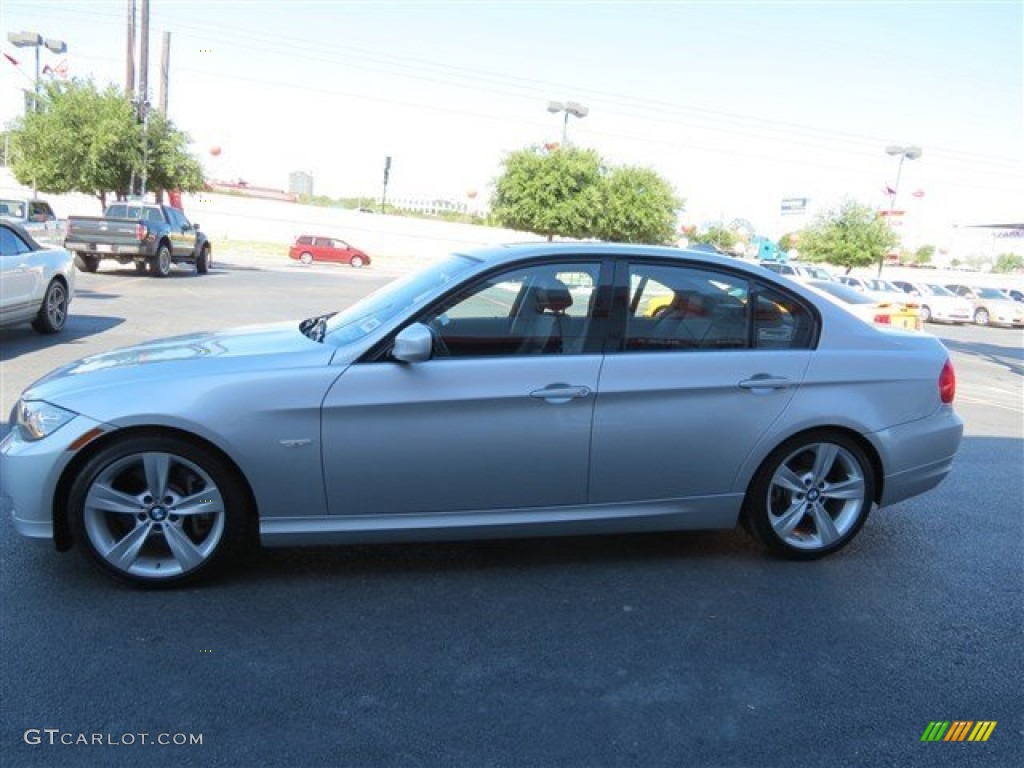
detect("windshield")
[0,199,26,218]
[870,279,900,292]
[315,253,479,345]
[923,284,955,297]
[976,287,1009,300]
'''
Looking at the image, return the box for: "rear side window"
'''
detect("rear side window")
[296,236,313,245]
[0,226,32,256]
[752,285,815,349]
[621,262,816,352]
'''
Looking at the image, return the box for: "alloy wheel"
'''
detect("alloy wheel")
[82,451,226,580]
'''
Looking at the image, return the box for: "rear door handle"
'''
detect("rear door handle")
[530,385,592,402]
[738,376,792,392]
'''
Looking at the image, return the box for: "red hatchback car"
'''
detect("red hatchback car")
[288,235,371,267]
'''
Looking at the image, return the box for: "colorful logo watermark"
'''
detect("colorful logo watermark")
[921,721,996,742]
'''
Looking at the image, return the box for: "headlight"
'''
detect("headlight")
[15,400,77,441]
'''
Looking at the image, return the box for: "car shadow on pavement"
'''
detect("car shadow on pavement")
[0,314,125,362]
[941,336,1024,376]
[234,528,764,586]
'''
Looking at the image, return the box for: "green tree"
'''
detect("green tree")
[993,252,1023,273]
[143,110,204,201]
[690,226,738,250]
[778,232,800,252]
[8,78,202,208]
[799,199,897,274]
[492,145,603,240]
[914,244,935,266]
[592,165,680,244]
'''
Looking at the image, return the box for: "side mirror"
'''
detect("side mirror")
[392,323,434,363]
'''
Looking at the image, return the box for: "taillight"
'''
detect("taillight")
[873,314,891,325]
[135,222,147,241]
[939,359,956,404]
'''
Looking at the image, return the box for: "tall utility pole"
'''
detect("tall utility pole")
[138,0,151,196]
[125,0,136,98]
[158,31,170,113]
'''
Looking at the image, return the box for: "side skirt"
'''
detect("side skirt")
[259,495,743,547]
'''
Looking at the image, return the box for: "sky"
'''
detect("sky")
[1,0,1021,244]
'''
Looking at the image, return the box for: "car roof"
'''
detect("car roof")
[455,241,754,272]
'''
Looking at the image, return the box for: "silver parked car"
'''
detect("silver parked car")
[1,243,963,587]
[945,284,1024,327]
[891,281,972,325]
[0,220,75,334]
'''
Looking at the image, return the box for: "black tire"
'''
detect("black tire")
[919,305,931,324]
[31,279,69,334]
[196,244,211,275]
[973,307,990,326]
[742,430,875,560]
[74,252,99,273]
[350,255,366,268]
[149,243,172,277]
[68,434,250,588]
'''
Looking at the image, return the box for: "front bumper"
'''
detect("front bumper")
[0,416,109,540]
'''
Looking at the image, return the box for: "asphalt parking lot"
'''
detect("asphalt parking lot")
[1,259,1022,767]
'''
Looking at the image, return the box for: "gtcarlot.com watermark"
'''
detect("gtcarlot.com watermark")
[24,729,203,747]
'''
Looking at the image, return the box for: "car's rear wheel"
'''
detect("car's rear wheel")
[300,252,313,265]
[743,431,875,560]
[69,435,249,588]
[149,244,172,277]
[31,279,69,334]
[919,305,931,323]
[196,244,211,275]
[974,307,990,326]
[74,253,99,272]
[350,255,366,268]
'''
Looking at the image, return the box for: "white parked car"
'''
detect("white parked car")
[891,281,973,325]
[0,221,75,334]
[837,275,871,292]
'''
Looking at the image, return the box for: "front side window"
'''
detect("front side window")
[419,262,601,358]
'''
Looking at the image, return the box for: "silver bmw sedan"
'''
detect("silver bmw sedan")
[1,243,963,587]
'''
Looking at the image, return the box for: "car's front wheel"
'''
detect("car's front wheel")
[196,244,211,275]
[69,434,249,588]
[32,278,69,334]
[919,305,931,323]
[974,307,990,326]
[350,255,366,268]
[743,431,875,560]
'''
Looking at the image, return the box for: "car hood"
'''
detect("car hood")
[23,322,335,407]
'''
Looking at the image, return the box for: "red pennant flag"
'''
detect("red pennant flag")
[3,52,18,67]
[912,189,925,198]
[883,185,896,196]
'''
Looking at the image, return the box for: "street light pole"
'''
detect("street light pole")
[879,144,922,276]
[7,31,68,110]
[546,100,589,146]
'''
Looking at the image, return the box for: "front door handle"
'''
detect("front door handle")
[530,384,592,402]
[738,375,792,392]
